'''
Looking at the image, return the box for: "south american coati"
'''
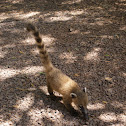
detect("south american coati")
[26,24,89,120]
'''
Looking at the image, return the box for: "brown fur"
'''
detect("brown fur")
[26,24,88,117]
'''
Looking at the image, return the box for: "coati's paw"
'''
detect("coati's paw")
[49,94,56,101]
[70,110,79,117]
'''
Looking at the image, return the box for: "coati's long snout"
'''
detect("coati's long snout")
[26,23,89,120]
[80,106,89,120]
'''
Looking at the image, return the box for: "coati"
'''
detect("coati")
[26,24,89,120]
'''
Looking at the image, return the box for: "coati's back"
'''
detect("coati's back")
[26,24,89,121]
[46,67,80,95]
[26,23,77,94]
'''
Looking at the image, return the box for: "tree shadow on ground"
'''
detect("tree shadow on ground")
[0,0,126,125]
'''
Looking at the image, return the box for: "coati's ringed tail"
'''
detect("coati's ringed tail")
[26,23,53,72]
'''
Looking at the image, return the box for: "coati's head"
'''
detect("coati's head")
[70,87,89,120]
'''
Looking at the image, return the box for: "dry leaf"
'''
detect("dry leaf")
[67,49,71,52]
[12,57,16,59]
[16,87,26,91]
[13,105,18,108]
[105,77,112,81]
[31,83,35,87]
[102,101,108,104]
[19,51,24,54]
[105,54,110,56]
[61,114,64,118]
[74,73,79,77]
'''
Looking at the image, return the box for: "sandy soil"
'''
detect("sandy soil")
[0,0,126,125]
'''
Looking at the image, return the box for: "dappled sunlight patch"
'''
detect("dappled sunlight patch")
[42,35,56,46]
[84,47,101,61]
[117,114,126,124]
[47,14,72,22]
[95,21,105,26]
[22,66,44,75]
[0,94,34,125]
[88,103,105,110]
[115,1,126,6]
[68,10,84,16]
[0,66,44,80]
[39,85,48,94]
[95,18,112,26]
[0,68,20,81]
[43,10,84,22]
[28,108,44,125]
[0,11,40,22]
[1,94,34,125]
[0,48,7,58]
[23,34,56,46]
[61,0,82,5]
[8,0,23,4]
[15,93,34,111]
[0,13,9,22]
[100,35,114,39]
[111,101,124,108]
[99,112,117,122]
[0,120,14,126]
[119,0,126,2]
[2,44,16,49]
[23,37,36,45]
[11,11,40,19]
[28,108,63,124]
[70,29,80,34]
[81,31,91,35]
[28,108,43,119]
[59,52,77,63]
[120,25,126,31]
[86,17,112,26]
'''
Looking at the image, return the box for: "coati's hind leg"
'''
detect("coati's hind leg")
[63,97,78,116]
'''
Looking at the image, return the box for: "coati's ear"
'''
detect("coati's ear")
[83,87,87,93]
[70,93,77,98]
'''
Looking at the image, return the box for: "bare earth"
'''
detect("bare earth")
[0,0,126,126]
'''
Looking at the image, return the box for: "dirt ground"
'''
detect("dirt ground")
[0,0,126,126]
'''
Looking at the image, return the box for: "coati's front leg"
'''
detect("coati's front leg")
[47,84,54,95]
[63,97,78,116]
[47,81,56,100]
